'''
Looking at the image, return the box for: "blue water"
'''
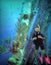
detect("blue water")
[0,52,12,65]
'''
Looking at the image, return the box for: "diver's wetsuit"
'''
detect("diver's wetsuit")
[32,32,44,50]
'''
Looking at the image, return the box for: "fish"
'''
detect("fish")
[5,38,11,44]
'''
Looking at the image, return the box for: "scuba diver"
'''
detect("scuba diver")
[32,25,45,65]
[32,24,45,53]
